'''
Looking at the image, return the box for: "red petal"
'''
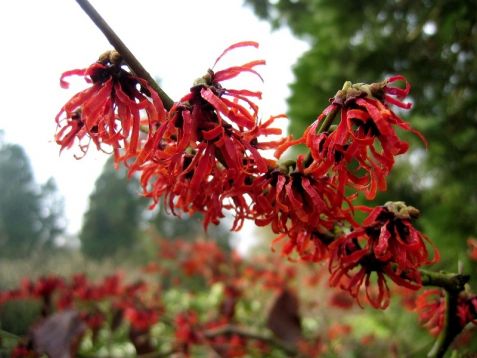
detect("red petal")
[212,41,259,68]
[59,68,87,89]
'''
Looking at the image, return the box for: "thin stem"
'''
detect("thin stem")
[420,269,470,358]
[203,325,297,356]
[303,106,340,167]
[318,107,339,134]
[75,0,175,110]
[79,351,176,358]
[427,290,461,358]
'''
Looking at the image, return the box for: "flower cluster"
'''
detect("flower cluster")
[0,239,326,357]
[250,161,348,263]
[4,235,462,357]
[55,42,438,308]
[0,273,159,335]
[415,289,477,336]
[329,202,439,308]
[299,76,426,200]
[55,50,165,160]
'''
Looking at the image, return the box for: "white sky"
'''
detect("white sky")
[0,0,308,250]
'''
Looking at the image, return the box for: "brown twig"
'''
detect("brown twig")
[421,269,469,292]
[75,0,175,110]
[203,324,297,356]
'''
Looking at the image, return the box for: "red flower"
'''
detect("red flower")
[265,269,294,290]
[328,291,355,310]
[11,344,34,358]
[123,280,148,298]
[297,338,325,357]
[82,311,105,331]
[21,275,64,299]
[303,76,425,200]
[329,235,393,309]
[123,306,159,331]
[329,202,438,309]
[99,273,123,297]
[133,42,283,230]
[208,332,247,358]
[415,289,446,336]
[250,155,351,262]
[327,323,352,341]
[56,50,165,161]
[456,294,477,328]
[175,311,201,355]
[467,238,477,261]
[361,203,439,273]
[0,289,22,305]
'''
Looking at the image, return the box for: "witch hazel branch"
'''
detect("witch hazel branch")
[51,0,477,356]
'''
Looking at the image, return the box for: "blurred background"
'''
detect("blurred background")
[0,0,476,356]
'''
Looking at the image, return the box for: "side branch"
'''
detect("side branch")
[421,269,470,358]
[75,0,175,110]
[203,325,297,356]
[420,269,470,292]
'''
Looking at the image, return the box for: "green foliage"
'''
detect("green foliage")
[0,299,42,336]
[80,158,145,259]
[39,178,65,247]
[245,0,477,268]
[0,136,65,257]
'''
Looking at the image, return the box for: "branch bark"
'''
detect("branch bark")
[203,324,297,356]
[75,0,175,110]
[420,269,469,292]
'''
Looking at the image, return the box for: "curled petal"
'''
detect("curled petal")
[212,41,259,69]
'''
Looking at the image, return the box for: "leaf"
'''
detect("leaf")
[32,310,86,358]
[266,289,302,347]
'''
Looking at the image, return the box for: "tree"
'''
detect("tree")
[150,207,231,251]
[80,158,232,260]
[244,0,477,264]
[0,136,65,256]
[38,178,66,250]
[79,158,144,259]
